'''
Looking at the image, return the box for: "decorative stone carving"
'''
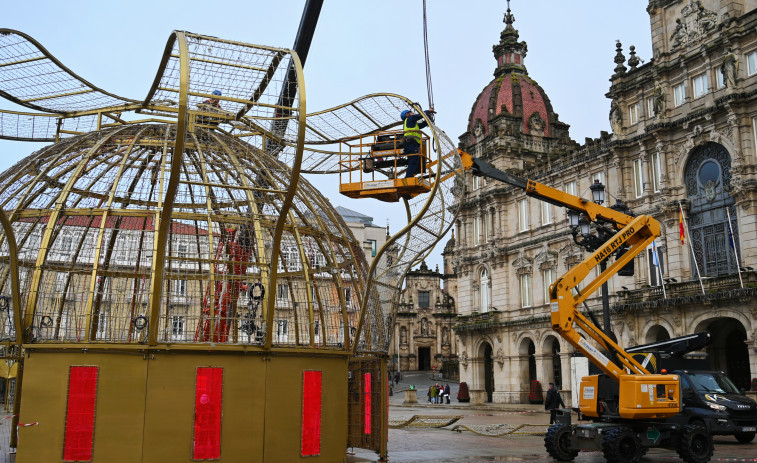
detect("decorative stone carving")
[672,316,681,328]
[609,101,622,134]
[512,255,533,275]
[495,348,506,367]
[496,333,502,343]
[670,1,717,50]
[528,112,545,133]
[653,86,665,117]
[721,48,737,88]
[460,351,469,369]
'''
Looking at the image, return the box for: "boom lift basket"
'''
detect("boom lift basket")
[339,130,432,203]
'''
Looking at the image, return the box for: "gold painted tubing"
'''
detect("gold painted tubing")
[147,32,190,345]
[0,208,23,448]
[264,51,306,349]
[0,210,22,344]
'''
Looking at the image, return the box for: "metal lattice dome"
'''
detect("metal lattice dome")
[0,123,384,350]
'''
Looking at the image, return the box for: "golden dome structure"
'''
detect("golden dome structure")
[0,28,459,462]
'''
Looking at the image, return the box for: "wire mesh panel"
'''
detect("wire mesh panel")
[0,124,382,349]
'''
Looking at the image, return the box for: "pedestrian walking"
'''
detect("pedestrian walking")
[394,371,400,385]
[444,383,451,404]
[544,382,566,424]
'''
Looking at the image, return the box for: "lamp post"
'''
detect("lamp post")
[566,180,630,341]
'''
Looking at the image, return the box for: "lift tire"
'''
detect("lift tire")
[544,423,578,461]
[601,426,642,463]
[734,431,755,444]
[676,425,714,463]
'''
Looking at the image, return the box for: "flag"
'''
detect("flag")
[728,222,735,249]
[679,209,685,244]
[652,240,659,267]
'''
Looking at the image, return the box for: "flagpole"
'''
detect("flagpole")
[679,201,706,295]
[653,240,667,299]
[725,207,743,288]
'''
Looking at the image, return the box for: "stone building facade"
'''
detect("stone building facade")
[388,261,457,372]
[449,0,757,404]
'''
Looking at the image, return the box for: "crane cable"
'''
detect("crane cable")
[422,0,434,111]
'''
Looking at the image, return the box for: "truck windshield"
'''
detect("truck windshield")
[688,372,740,394]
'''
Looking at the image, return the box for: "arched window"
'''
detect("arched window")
[684,142,740,276]
[480,267,491,312]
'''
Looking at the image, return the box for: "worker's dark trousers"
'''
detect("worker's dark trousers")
[404,140,421,177]
[549,409,557,424]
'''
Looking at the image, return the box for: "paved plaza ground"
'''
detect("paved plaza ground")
[0,371,753,462]
[349,371,757,463]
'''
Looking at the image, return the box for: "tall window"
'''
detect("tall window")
[633,158,644,198]
[519,274,532,308]
[367,239,377,257]
[473,215,481,245]
[628,102,640,125]
[674,83,686,106]
[480,268,491,312]
[518,199,529,232]
[716,68,725,89]
[485,211,492,241]
[692,73,708,98]
[418,291,430,308]
[541,201,553,225]
[646,96,655,118]
[747,51,757,76]
[565,181,577,197]
[542,268,554,304]
[472,175,481,190]
[171,315,186,339]
[652,151,662,192]
[175,279,187,296]
[275,320,289,343]
[277,283,289,302]
[58,234,73,257]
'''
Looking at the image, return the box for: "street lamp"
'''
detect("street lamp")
[566,181,627,342]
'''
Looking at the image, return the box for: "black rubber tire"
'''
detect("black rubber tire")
[734,431,755,444]
[676,425,714,463]
[544,423,578,461]
[602,426,642,463]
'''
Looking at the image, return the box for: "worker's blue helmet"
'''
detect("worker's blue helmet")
[400,110,410,120]
[212,90,222,96]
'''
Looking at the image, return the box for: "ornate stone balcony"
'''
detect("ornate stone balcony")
[613,271,757,314]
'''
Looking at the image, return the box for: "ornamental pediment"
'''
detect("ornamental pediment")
[669,0,717,51]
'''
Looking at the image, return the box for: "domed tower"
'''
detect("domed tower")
[460,4,573,169]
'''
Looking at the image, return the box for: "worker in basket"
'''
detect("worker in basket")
[401,107,435,177]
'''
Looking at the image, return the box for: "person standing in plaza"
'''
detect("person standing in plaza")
[544,383,565,424]
[443,383,451,404]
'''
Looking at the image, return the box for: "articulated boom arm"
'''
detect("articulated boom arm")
[459,150,661,382]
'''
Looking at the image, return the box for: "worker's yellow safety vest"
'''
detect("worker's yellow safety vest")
[403,117,421,143]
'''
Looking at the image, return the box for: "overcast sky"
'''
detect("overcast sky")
[2,1,653,272]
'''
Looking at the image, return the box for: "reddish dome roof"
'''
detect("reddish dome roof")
[467,73,555,143]
[464,5,560,145]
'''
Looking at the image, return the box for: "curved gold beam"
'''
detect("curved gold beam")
[264,50,306,349]
[147,32,190,345]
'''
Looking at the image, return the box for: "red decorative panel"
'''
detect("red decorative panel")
[301,370,322,456]
[363,373,371,434]
[519,78,550,136]
[193,367,223,460]
[63,366,98,462]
